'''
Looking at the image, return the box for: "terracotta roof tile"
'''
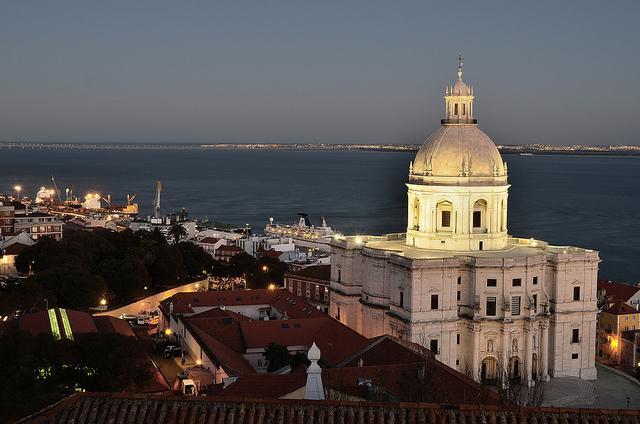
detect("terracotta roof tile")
[20,393,640,424]
[285,264,331,282]
[598,280,640,303]
[603,301,639,315]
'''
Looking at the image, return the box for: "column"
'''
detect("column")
[501,326,509,379]
[472,324,480,381]
[524,323,534,386]
[540,320,550,381]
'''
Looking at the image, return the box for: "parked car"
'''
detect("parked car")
[162,345,183,359]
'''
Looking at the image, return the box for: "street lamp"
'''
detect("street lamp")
[164,328,172,337]
[261,265,268,273]
[268,283,277,290]
[99,298,107,306]
[14,185,22,198]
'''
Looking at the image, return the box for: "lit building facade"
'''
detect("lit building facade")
[330,58,599,384]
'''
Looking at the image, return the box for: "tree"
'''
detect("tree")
[263,343,292,372]
[168,223,188,244]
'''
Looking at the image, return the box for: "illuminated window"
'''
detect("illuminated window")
[441,211,451,227]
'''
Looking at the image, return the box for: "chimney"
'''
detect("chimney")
[304,342,324,400]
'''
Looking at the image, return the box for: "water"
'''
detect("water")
[1,149,638,282]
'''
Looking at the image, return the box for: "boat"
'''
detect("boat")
[264,213,341,252]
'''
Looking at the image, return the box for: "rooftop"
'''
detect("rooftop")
[334,234,597,261]
[598,280,640,303]
[285,264,331,282]
[602,301,639,316]
[21,392,640,424]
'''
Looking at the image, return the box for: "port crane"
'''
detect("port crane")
[50,176,62,203]
[153,181,162,219]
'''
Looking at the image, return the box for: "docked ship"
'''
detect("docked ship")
[264,213,341,252]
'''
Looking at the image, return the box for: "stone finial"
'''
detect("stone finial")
[304,342,324,400]
[409,161,413,174]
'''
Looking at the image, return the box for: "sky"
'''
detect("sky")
[1,1,639,145]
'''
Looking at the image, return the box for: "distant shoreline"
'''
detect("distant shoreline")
[1,142,639,156]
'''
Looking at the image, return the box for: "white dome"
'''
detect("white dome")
[451,79,470,96]
[412,125,505,179]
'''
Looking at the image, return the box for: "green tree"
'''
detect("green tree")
[168,223,188,244]
[263,343,292,372]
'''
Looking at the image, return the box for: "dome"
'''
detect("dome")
[411,125,505,179]
[451,79,470,96]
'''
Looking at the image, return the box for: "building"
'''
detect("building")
[597,280,640,310]
[284,264,331,312]
[0,232,35,274]
[0,202,16,236]
[0,307,135,339]
[214,244,244,262]
[13,211,63,240]
[598,301,640,363]
[330,58,599,384]
[620,330,640,371]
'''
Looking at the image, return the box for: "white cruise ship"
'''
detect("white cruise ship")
[264,214,341,252]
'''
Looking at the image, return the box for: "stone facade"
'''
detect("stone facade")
[330,58,599,384]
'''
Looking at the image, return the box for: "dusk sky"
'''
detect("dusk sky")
[1,1,638,145]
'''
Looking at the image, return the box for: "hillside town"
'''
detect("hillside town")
[1,60,639,423]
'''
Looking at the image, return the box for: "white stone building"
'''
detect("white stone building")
[329,58,599,385]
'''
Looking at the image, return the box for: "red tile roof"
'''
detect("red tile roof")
[199,237,220,244]
[216,373,306,399]
[603,301,639,315]
[239,317,370,366]
[17,308,97,338]
[159,289,325,318]
[21,392,640,424]
[598,280,640,303]
[2,242,29,255]
[285,264,331,282]
[93,316,136,337]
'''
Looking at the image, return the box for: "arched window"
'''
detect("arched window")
[412,198,420,230]
[436,201,453,232]
[473,199,488,233]
[454,104,459,115]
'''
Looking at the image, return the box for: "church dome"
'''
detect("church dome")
[451,79,470,96]
[408,56,507,185]
[412,125,505,178]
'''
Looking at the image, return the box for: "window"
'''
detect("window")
[457,291,461,301]
[454,104,459,115]
[512,278,522,287]
[399,291,404,308]
[486,297,497,316]
[487,278,497,287]
[533,276,538,285]
[573,286,581,301]
[441,211,451,228]
[430,339,439,353]
[572,328,580,343]
[338,270,341,283]
[456,359,460,366]
[336,307,341,321]
[479,241,483,251]
[431,294,439,310]
[532,294,537,313]
[457,276,461,285]
[473,211,482,228]
[456,334,460,345]
[571,353,579,359]
[462,103,466,115]
[512,296,521,316]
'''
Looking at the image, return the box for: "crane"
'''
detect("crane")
[101,194,112,209]
[153,181,162,219]
[127,194,137,205]
[50,176,62,203]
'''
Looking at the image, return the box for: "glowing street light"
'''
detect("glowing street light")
[164,328,173,336]
[99,298,107,306]
[261,265,269,272]
[267,283,277,290]
[196,359,202,366]
[14,185,22,198]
